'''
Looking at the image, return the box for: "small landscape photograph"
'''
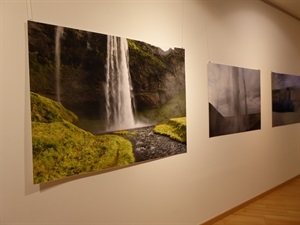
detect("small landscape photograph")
[272,72,300,127]
[208,63,261,137]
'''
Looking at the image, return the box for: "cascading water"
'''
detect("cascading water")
[229,67,248,131]
[105,35,136,131]
[55,26,64,102]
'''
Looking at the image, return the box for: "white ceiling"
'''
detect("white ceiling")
[262,0,300,20]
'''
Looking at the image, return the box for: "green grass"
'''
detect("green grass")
[31,92,135,184]
[154,117,186,143]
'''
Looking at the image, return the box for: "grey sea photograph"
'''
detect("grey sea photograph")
[272,72,300,127]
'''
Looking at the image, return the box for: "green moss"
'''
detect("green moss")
[31,93,135,184]
[128,39,166,70]
[31,92,78,124]
[154,117,186,143]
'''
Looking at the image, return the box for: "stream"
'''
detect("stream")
[122,126,187,162]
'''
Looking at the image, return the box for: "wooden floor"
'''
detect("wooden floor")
[207,176,300,225]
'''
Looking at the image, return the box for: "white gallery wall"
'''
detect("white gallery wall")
[0,0,299,224]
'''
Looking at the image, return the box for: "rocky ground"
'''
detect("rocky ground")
[123,126,186,162]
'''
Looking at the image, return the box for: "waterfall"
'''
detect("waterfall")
[55,26,63,102]
[105,35,136,131]
[229,67,248,131]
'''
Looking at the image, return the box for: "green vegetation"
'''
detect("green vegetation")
[113,130,138,136]
[154,117,186,143]
[29,52,55,93]
[128,39,166,70]
[31,92,78,124]
[31,92,135,184]
[138,92,186,124]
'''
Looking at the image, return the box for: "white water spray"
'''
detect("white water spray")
[105,36,136,131]
[55,26,63,102]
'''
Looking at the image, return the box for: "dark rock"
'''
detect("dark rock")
[122,126,186,162]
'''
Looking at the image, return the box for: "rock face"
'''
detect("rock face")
[28,21,107,119]
[128,40,185,110]
[28,21,185,124]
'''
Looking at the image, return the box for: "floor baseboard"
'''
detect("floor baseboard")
[199,174,300,225]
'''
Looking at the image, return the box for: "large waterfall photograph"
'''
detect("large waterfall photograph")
[28,21,186,184]
[272,72,300,127]
[208,63,261,137]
